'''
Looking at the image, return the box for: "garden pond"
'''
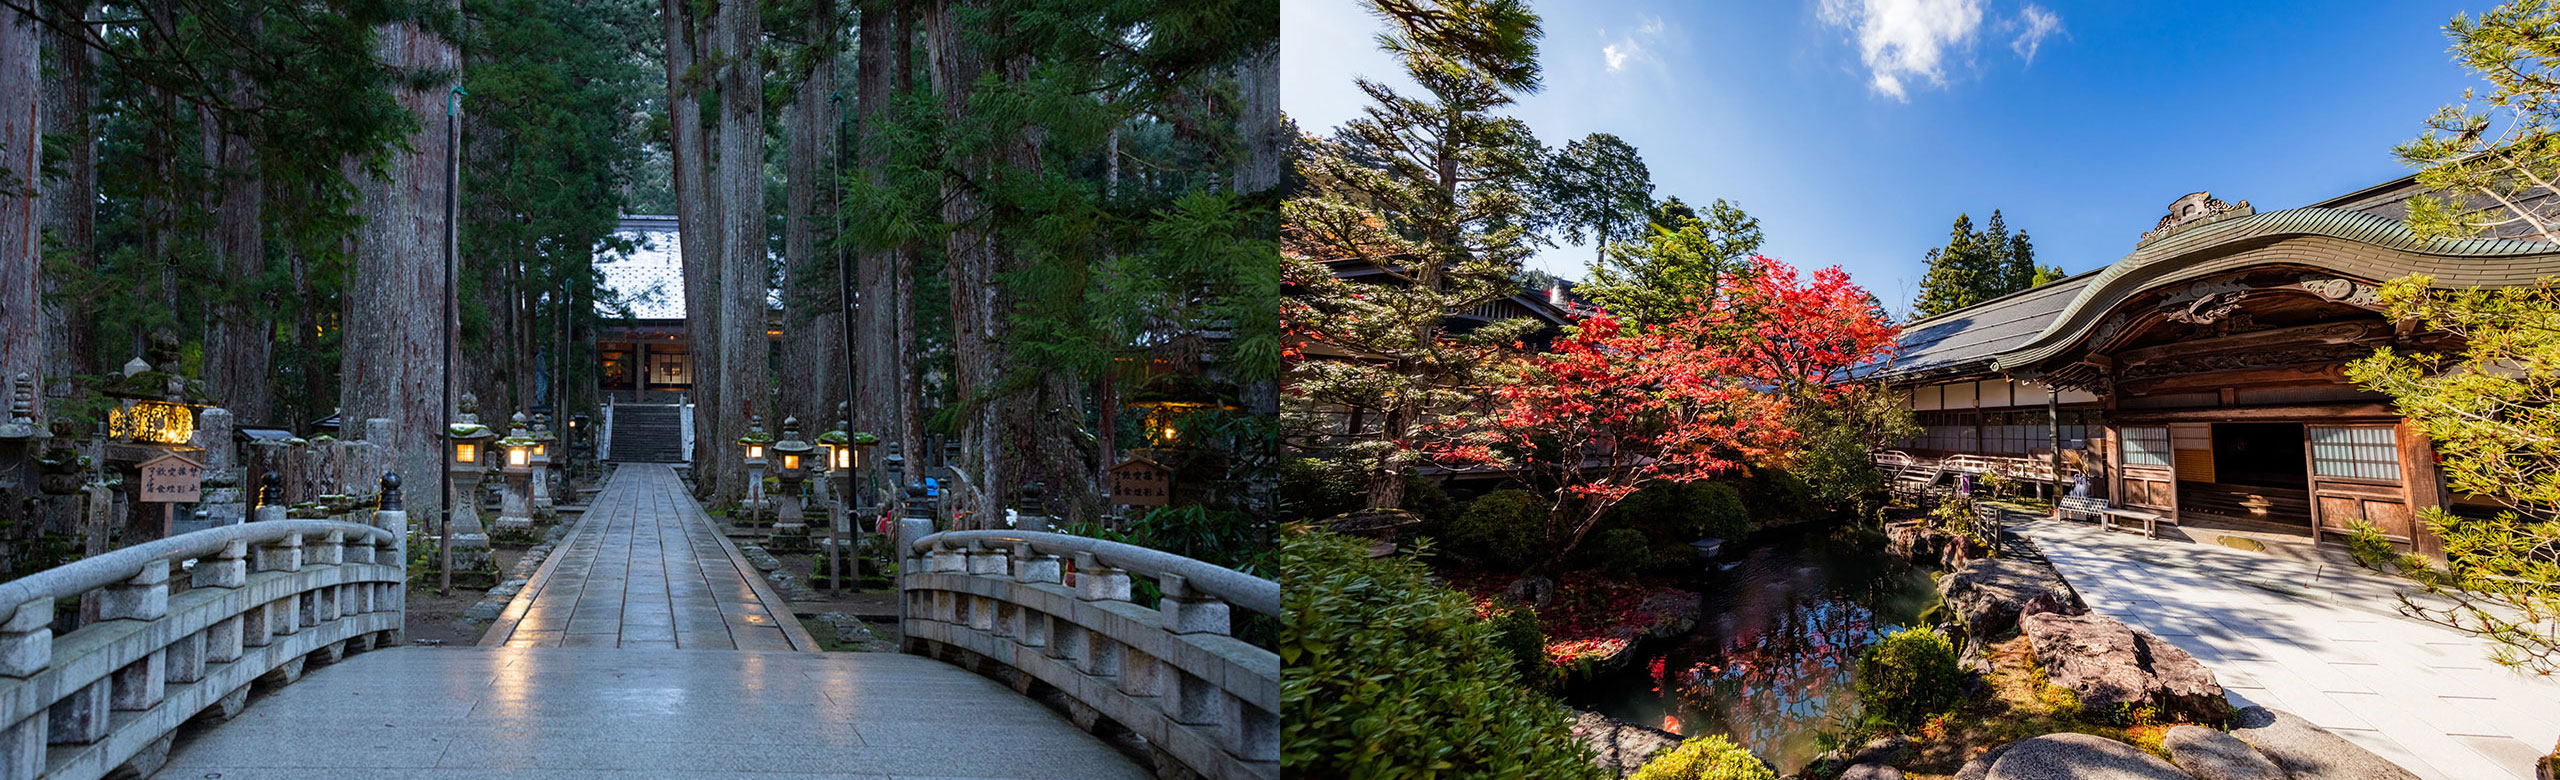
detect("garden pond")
[1561,524,1942,774]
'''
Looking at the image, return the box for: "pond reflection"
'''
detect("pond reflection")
[1564,526,1938,774]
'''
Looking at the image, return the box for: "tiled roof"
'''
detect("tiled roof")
[1868,271,2097,380]
[595,215,783,321]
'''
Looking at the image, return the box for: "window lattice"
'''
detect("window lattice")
[2119,427,2171,467]
[2310,426,2400,481]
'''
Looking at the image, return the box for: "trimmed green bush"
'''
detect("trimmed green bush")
[1692,482,1749,540]
[1590,527,1655,580]
[1446,488,1550,570]
[1281,530,1605,779]
[1485,604,1554,687]
[1627,735,1776,780]
[1854,626,1965,728]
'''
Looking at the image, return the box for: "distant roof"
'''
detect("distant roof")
[598,215,685,320]
[597,215,784,321]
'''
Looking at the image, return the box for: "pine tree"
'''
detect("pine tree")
[1284,0,1547,510]
[1578,196,1763,328]
[1542,132,1653,262]
[1911,210,2062,318]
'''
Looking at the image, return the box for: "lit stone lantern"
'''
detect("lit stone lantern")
[738,415,772,524]
[770,417,814,545]
[1125,376,1242,449]
[529,413,557,518]
[444,394,496,555]
[493,411,537,534]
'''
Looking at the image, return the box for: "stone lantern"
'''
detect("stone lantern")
[881,441,905,514]
[737,415,771,524]
[493,412,536,535]
[770,417,813,545]
[529,413,557,519]
[444,394,496,559]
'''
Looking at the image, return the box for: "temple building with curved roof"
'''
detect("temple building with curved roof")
[1868,178,2560,560]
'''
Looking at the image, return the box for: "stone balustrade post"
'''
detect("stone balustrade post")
[311,530,346,566]
[346,533,378,565]
[1072,553,1130,603]
[193,539,248,589]
[930,540,966,574]
[1157,573,1231,636]
[1012,543,1061,585]
[0,600,52,678]
[966,541,1007,577]
[255,533,304,573]
[100,560,169,622]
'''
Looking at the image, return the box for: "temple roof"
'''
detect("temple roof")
[596,215,784,322]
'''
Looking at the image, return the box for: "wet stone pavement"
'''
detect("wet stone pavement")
[479,463,812,651]
[152,462,1147,779]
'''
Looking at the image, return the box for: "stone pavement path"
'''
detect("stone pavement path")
[152,647,1152,779]
[480,463,815,651]
[2018,518,2560,780]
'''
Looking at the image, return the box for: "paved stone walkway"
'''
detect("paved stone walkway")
[480,463,814,651]
[153,647,1152,779]
[2019,518,2560,780]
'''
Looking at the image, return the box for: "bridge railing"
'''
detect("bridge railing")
[902,528,1278,780]
[0,516,406,780]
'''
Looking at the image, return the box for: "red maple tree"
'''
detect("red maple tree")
[1438,256,1899,563]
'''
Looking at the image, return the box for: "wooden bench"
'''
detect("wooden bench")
[2058,495,2170,539]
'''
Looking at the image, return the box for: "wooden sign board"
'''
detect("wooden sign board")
[1109,458,1173,507]
[139,453,204,504]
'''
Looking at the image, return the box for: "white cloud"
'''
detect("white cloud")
[1817,0,1985,101]
[2010,4,2062,63]
[1602,16,1669,73]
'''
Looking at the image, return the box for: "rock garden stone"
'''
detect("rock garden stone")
[1569,710,1680,777]
[2161,725,2282,780]
[1985,733,2194,780]
[2227,706,2420,780]
[2023,611,2231,723]
[1939,558,2084,640]
[1839,763,1903,780]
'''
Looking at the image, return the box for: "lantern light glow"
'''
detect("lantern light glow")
[455,443,479,464]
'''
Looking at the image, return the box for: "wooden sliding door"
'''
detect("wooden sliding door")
[2112,425,2178,517]
[2305,424,2414,547]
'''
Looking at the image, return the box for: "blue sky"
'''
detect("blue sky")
[1282,0,2491,318]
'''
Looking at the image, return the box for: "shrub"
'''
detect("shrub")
[1446,489,1551,570]
[1278,457,1365,522]
[1627,734,1776,780]
[1589,527,1655,580]
[1280,530,1605,779]
[1485,605,1554,688]
[1855,626,1966,728]
[1692,482,1749,541]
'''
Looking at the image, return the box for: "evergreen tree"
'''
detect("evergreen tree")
[1284,0,1546,510]
[1541,132,1652,262]
[1910,209,2061,318]
[1577,197,1763,328]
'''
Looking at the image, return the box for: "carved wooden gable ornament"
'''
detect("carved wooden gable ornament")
[2138,191,2253,247]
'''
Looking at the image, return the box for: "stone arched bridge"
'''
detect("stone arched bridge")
[0,464,1277,779]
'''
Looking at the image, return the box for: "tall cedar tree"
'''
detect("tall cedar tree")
[1282,0,1547,510]
[843,0,1279,524]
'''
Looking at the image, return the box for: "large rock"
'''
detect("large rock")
[1939,558,2083,640]
[1570,710,1682,777]
[1839,764,1903,780]
[2162,725,2283,780]
[2227,706,2421,780]
[2024,612,2231,724]
[1985,733,2193,780]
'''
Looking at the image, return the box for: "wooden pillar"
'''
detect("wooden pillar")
[2048,385,2062,499]
[2396,420,2448,560]
[635,340,649,399]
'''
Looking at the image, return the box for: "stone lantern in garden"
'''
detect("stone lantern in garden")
[770,417,813,545]
[493,412,536,535]
[529,413,557,519]
[737,415,771,524]
[445,394,496,558]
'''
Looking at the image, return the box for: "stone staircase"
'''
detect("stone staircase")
[610,403,687,462]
